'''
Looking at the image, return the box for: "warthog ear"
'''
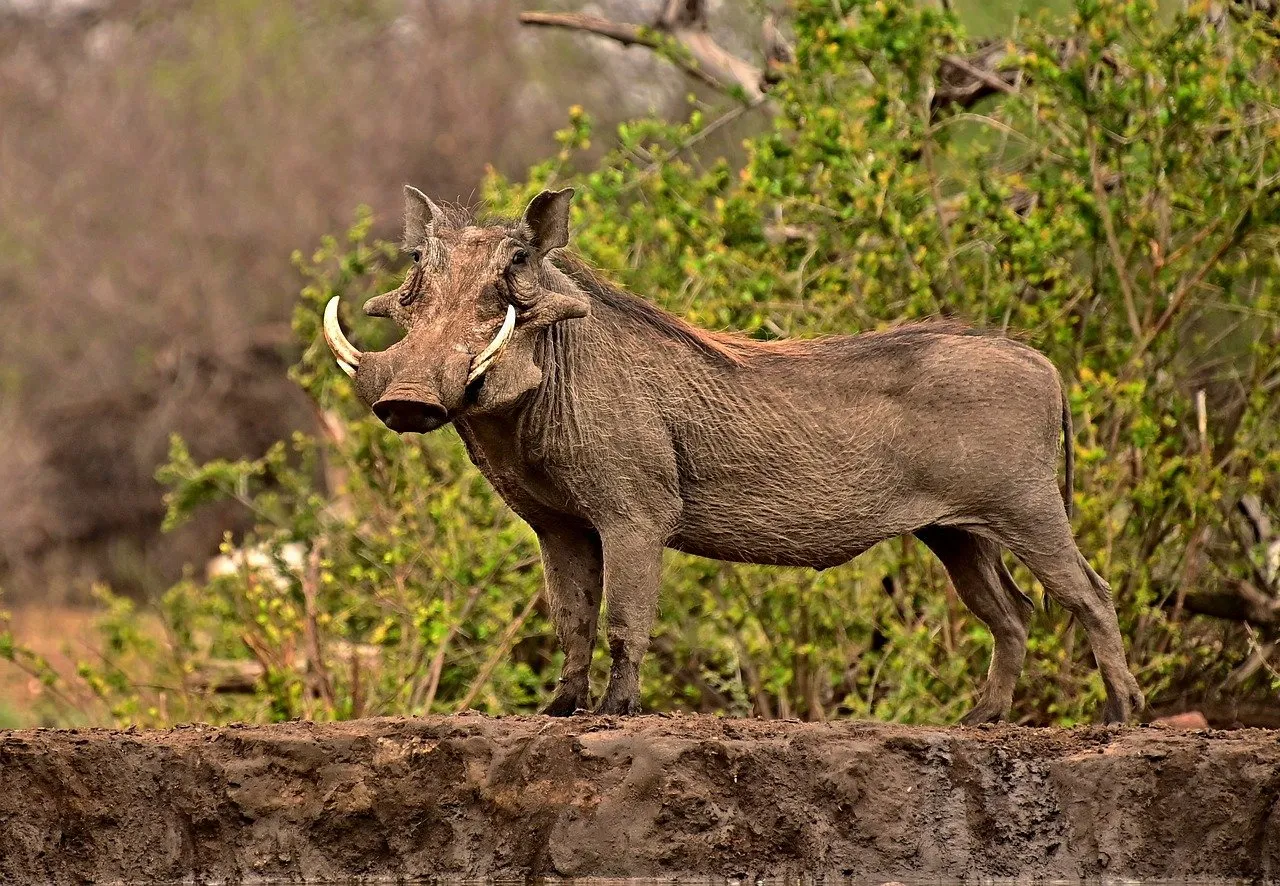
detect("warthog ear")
[520,188,574,255]
[403,185,441,246]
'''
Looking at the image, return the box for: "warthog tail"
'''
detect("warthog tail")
[1061,391,1074,520]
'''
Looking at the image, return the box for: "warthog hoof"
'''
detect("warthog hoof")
[1101,684,1146,724]
[594,691,640,716]
[542,681,589,717]
[960,699,1010,726]
[541,696,588,717]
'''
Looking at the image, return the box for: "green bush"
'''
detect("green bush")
[11,0,1279,726]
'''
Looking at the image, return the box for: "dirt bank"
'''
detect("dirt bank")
[0,715,1277,883]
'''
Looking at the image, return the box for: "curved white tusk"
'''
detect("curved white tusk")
[323,297,361,378]
[467,303,517,384]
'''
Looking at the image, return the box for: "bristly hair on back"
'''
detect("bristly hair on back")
[448,206,983,364]
[549,251,987,364]
[550,251,749,367]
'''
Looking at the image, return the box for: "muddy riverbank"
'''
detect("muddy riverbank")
[0,714,1276,883]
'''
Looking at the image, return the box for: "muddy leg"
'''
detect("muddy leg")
[917,527,1033,724]
[999,510,1144,723]
[537,527,603,716]
[595,528,664,715]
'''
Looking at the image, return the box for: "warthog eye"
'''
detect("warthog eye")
[411,249,422,263]
[511,248,529,267]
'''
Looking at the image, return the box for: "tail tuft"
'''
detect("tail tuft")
[1061,392,1074,520]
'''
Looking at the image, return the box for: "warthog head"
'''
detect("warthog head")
[323,185,589,432]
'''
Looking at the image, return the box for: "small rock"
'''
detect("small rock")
[1151,711,1209,729]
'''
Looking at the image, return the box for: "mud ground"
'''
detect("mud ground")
[0,714,1277,884]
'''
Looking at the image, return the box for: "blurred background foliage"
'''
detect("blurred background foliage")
[2,0,1279,728]
[0,0,703,603]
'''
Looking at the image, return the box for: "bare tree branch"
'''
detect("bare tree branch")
[519,5,1090,120]
[519,5,1076,116]
[762,11,795,82]
[935,47,1018,107]
[519,7,767,101]
[518,12,648,48]
[1167,579,1280,630]
[524,2,1277,116]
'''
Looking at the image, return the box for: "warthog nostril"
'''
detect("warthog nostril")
[372,398,448,434]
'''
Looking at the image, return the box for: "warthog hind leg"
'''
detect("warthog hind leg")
[996,498,1145,723]
[917,526,1033,724]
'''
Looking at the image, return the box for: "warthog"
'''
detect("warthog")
[323,185,1144,723]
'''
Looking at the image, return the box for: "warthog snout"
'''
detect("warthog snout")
[372,387,448,434]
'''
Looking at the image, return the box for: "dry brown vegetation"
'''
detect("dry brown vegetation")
[0,0,680,601]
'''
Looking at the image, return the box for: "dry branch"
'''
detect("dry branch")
[934,46,1020,109]
[518,11,649,47]
[522,0,1280,117]
[454,590,543,713]
[519,6,766,100]
[520,3,1078,118]
[1166,580,1280,630]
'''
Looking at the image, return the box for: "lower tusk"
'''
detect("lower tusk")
[323,297,363,375]
[467,304,517,384]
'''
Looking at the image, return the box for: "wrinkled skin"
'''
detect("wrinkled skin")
[327,185,1144,723]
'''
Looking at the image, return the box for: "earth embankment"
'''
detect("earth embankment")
[0,714,1276,883]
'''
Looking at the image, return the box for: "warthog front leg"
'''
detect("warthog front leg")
[537,527,603,716]
[595,527,665,715]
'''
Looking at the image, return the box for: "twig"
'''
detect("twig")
[1158,215,1225,270]
[1244,623,1280,685]
[301,544,335,709]
[929,112,1071,166]
[2,647,86,714]
[413,580,487,713]
[350,640,364,718]
[1127,205,1255,372]
[633,97,767,182]
[1087,126,1144,340]
[520,9,765,101]
[708,573,774,718]
[454,590,543,713]
[940,52,1017,96]
[920,78,964,297]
